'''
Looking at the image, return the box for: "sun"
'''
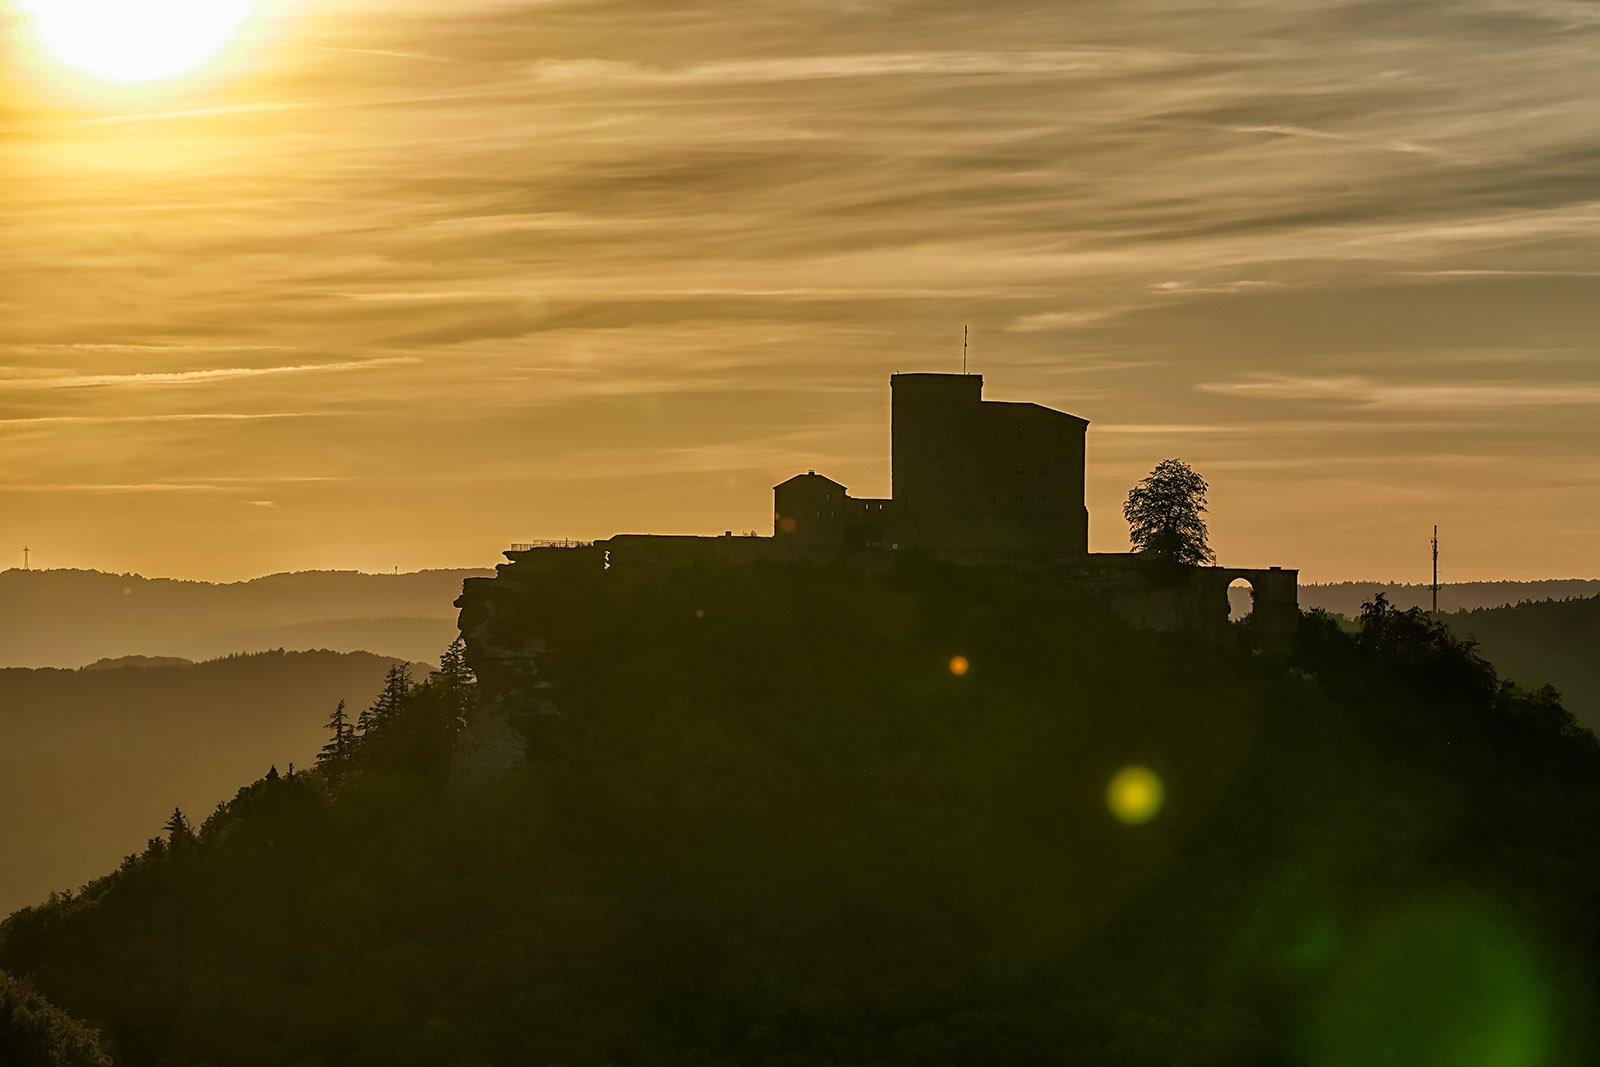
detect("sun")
[15,0,255,85]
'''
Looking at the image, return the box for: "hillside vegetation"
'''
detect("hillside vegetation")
[1443,595,1600,732]
[0,651,421,917]
[3,567,1598,1066]
[0,969,109,1067]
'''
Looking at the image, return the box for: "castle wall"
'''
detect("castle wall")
[1071,555,1300,657]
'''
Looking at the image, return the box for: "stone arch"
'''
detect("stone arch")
[1228,577,1255,622]
[1189,565,1299,656]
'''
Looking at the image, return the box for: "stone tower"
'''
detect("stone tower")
[888,373,1088,556]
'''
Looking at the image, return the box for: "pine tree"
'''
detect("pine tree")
[163,808,196,854]
[317,699,353,773]
[365,663,414,735]
[432,638,476,730]
[436,638,472,690]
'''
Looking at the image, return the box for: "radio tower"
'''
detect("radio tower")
[1430,525,1439,614]
[22,546,28,571]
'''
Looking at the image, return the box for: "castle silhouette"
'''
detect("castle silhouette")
[494,372,1299,655]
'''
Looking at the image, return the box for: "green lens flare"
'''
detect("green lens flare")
[1306,896,1554,1067]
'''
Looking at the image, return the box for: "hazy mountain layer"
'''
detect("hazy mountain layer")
[0,568,490,667]
[0,650,423,917]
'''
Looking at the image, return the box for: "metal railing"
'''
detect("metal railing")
[509,539,594,551]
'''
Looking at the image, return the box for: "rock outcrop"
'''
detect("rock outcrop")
[449,547,598,788]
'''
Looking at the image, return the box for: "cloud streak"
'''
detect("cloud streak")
[1197,374,1600,410]
[0,359,420,390]
[0,413,319,425]
[527,49,1182,86]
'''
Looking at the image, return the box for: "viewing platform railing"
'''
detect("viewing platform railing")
[509,539,594,551]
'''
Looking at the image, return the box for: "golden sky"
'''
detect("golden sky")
[3,0,1598,582]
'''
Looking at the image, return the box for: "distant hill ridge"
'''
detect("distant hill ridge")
[1297,579,1600,617]
[81,655,193,671]
[0,567,493,668]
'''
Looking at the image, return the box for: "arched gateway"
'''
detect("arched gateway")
[1190,566,1300,655]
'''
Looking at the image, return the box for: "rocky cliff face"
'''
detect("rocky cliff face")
[450,547,602,787]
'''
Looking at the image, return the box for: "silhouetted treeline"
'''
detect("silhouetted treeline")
[1298,578,1600,617]
[4,569,1599,1066]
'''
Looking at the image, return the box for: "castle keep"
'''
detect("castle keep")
[774,373,1089,558]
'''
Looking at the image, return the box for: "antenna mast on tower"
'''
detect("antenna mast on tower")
[1430,525,1439,614]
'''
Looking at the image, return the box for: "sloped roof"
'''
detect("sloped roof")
[773,471,848,491]
[983,400,1090,426]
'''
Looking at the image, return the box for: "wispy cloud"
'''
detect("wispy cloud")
[0,482,234,494]
[1096,423,1234,435]
[0,476,346,494]
[528,49,1182,87]
[1227,124,1460,160]
[280,42,460,64]
[1151,280,1289,296]
[0,414,318,425]
[1397,269,1600,278]
[1197,374,1600,409]
[1007,309,1127,332]
[0,359,419,389]
[4,344,297,353]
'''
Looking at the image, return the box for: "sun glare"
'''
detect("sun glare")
[15,0,255,84]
